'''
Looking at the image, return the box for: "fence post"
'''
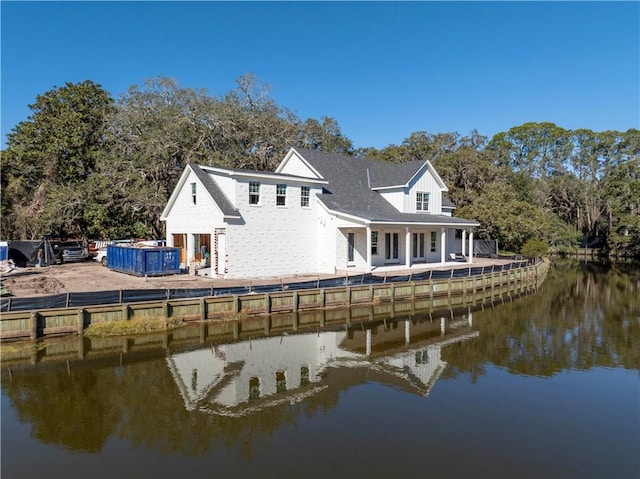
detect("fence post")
[200,298,206,321]
[122,304,129,321]
[30,312,38,340]
[77,309,85,335]
[293,292,299,311]
[265,293,271,314]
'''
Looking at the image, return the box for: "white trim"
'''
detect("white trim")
[275,147,325,179]
[161,164,233,221]
[200,164,328,185]
[370,160,448,192]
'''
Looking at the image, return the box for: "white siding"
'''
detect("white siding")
[277,152,320,178]
[210,172,237,208]
[164,170,225,261]
[407,169,443,214]
[224,181,322,279]
[378,188,406,212]
[316,208,338,274]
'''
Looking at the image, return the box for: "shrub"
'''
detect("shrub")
[521,238,548,258]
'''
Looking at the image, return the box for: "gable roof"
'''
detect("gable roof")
[161,163,241,220]
[189,163,240,218]
[290,148,477,226]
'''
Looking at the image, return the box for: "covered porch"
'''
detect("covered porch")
[340,220,477,274]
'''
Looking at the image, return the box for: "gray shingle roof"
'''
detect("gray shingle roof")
[292,148,476,226]
[189,163,241,218]
[442,195,456,208]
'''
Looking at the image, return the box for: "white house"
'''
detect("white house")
[161,147,479,279]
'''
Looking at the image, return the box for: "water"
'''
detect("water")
[2,260,639,479]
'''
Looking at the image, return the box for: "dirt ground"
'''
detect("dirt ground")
[0,257,514,298]
[0,261,313,297]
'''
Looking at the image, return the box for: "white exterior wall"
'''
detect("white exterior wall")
[164,170,225,260]
[316,207,338,274]
[211,173,236,208]
[225,181,321,279]
[277,152,320,178]
[407,170,443,214]
[378,188,406,212]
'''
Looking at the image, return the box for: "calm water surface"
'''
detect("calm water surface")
[2,261,639,479]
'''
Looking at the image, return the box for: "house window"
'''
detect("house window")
[371,231,378,255]
[249,377,260,401]
[276,370,287,393]
[416,192,429,212]
[301,186,310,207]
[249,182,260,205]
[276,184,287,206]
[300,366,310,387]
[348,232,355,262]
[191,183,196,205]
[430,231,437,252]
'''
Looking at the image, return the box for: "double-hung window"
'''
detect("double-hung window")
[276,184,287,206]
[371,231,378,255]
[191,183,197,205]
[249,182,260,205]
[430,231,437,252]
[416,192,429,212]
[301,186,310,207]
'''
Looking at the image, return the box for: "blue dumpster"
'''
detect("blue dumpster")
[0,241,8,261]
[107,245,181,276]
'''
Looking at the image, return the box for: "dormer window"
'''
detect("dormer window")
[416,192,429,212]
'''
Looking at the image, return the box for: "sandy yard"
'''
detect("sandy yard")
[0,261,263,297]
[0,257,515,298]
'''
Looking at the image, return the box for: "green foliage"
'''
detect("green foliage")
[2,80,115,239]
[521,238,548,258]
[1,76,637,257]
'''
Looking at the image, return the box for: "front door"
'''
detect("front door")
[412,232,426,261]
[173,234,187,264]
[385,232,399,262]
[347,232,355,264]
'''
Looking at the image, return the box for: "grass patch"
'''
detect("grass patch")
[85,316,184,337]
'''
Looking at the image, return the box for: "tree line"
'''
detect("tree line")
[2,76,638,256]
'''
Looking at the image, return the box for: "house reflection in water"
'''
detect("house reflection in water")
[167,311,477,416]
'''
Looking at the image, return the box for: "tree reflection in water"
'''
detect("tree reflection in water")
[2,260,638,461]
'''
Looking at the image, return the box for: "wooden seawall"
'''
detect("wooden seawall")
[0,260,549,342]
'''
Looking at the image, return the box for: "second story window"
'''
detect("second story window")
[276,184,287,206]
[249,182,260,205]
[301,186,310,207]
[191,182,197,205]
[416,192,429,212]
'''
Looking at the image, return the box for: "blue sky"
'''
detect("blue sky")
[2,1,639,150]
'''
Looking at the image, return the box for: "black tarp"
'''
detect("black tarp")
[3,260,538,312]
[8,240,56,267]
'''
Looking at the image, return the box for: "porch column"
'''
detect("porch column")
[187,234,195,263]
[440,228,446,263]
[366,225,372,273]
[404,318,411,345]
[405,227,411,268]
[461,229,467,256]
[468,230,474,264]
